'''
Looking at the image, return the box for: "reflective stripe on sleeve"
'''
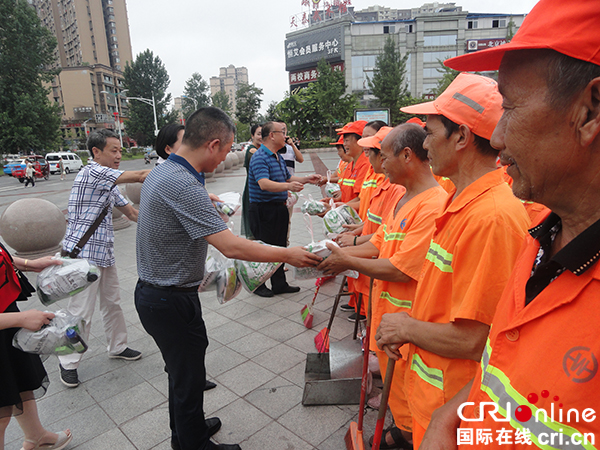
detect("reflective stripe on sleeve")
[367,209,383,225]
[411,353,444,390]
[383,224,405,242]
[380,291,412,309]
[425,240,454,273]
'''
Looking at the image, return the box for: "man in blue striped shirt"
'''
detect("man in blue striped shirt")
[248,121,322,297]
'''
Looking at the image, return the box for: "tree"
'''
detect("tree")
[430,60,460,97]
[212,91,231,114]
[123,50,175,146]
[264,101,280,122]
[0,0,62,152]
[235,83,263,125]
[312,59,358,136]
[182,72,211,119]
[368,36,409,125]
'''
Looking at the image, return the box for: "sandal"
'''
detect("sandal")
[369,425,413,450]
[21,430,72,450]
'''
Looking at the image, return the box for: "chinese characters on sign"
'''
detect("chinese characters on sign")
[466,38,508,52]
[289,62,344,86]
[285,26,344,71]
[286,39,340,60]
[290,0,352,29]
[457,428,533,445]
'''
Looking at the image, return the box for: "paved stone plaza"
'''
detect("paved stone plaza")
[4,149,392,450]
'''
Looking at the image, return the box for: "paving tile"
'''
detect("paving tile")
[252,343,307,375]
[234,308,282,331]
[227,331,280,359]
[36,383,96,425]
[204,346,248,377]
[120,407,171,450]
[244,376,303,419]
[216,298,259,320]
[239,421,313,450]
[212,398,271,445]
[69,427,137,450]
[215,360,276,397]
[84,365,146,402]
[203,310,233,332]
[209,321,254,345]
[263,298,302,318]
[203,385,239,417]
[99,382,166,425]
[278,403,353,447]
[280,361,307,388]
[258,317,307,343]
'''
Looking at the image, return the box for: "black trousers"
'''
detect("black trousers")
[135,281,210,450]
[248,201,289,291]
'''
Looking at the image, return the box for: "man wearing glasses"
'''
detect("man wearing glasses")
[247,121,322,297]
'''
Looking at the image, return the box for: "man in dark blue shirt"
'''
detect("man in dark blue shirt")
[248,121,322,297]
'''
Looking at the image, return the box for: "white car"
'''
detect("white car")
[46,152,84,174]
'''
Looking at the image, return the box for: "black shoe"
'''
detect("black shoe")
[272,285,301,295]
[254,285,274,297]
[109,347,142,360]
[340,303,354,312]
[171,418,223,449]
[204,380,217,391]
[59,364,80,388]
[347,312,366,323]
[368,425,413,449]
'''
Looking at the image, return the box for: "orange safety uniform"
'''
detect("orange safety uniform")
[339,152,370,203]
[357,167,386,221]
[458,212,600,449]
[348,179,405,316]
[369,186,447,431]
[433,173,455,193]
[405,169,530,438]
[500,166,549,225]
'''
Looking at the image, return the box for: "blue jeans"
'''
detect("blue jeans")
[135,281,210,450]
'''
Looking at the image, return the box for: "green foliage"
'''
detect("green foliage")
[123,49,173,146]
[430,60,461,97]
[507,18,516,42]
[235,121,250,143]
[0,0,62,152]
[276,59,357,139]
[264,101,280,122]
[212,91,231,114]
[235,83,263,125]
[397,96,430,124]
[368,36,409,125]
[182,72,211,119]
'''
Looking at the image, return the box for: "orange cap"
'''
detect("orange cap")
[406,117,425,127]
[445,0,600,72]
[329,135,345,146]
[357,126,393,150]
[400,73,502,140]
[336,120,368,136]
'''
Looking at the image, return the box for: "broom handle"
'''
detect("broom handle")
[357,277,374,432]
[371,357,396,450]
[320,275,346,351]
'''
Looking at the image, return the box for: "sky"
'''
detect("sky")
[125,0,539,114]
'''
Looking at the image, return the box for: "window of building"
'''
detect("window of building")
[351,54,377,91]
[492,20,499,28]
[468,20,478,29]
[423,35,457,46]
[423,50,457,63]
[406,24,413,33]
[383,26,389,34]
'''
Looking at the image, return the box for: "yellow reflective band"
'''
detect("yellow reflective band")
[383,224,405,242]
[426,240,453,273]
[411,353,444,390]
[342,179,356,187]
[362,179,378,189]
[367,209,383,225]
[381,291,412,309]
[480,346,595,449]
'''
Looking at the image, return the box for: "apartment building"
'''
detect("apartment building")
[209,65,249,116]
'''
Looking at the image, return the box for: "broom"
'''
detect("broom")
[301,277,325,329]
[344,278,374,450]
[371,357,396,450]
[314,275,349,352]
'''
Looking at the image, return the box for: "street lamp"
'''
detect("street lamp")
[126,93,159,136]
[181,94,198,110]
[100,88,128,147]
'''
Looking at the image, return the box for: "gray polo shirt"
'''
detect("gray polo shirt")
[136,154,227,287]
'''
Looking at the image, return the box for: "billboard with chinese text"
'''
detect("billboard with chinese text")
[285,25,344,71]
[289,62,344,86]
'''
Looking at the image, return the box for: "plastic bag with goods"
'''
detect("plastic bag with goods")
[300,194,327,215]
[286,191,299,208]
[199,245,229,293]
[36,256,99,306]
[12,309,88,356]
[235,259,282,293]
[213,192,241,221]
[214,258,241,304]
[323,204,362,236]
[324,170,341,197]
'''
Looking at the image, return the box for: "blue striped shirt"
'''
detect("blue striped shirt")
[62,161,128,267]
[248,144,290,203]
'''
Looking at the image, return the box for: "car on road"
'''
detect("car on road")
[9,155,49,182]
[45,152,84,174]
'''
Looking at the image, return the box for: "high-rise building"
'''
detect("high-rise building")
[209,65,248,115]
[30,0,133,145]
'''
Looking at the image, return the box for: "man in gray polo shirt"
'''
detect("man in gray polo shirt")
[135,107,320,450]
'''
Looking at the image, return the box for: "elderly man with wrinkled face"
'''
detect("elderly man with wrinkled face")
[418,1,600,449]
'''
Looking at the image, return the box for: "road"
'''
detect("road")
[0,159,151,217]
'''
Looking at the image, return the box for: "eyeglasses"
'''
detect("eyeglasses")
[271,130,285,134]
